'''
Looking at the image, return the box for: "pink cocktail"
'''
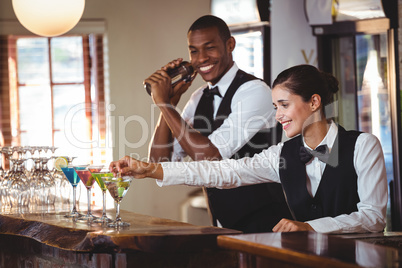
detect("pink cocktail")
[74,166,103,222]
[76,168,101,189]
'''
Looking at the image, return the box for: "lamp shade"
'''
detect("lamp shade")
[12,0,85,37]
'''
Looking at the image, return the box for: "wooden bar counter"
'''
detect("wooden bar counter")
[0,208,241,267]
[4,207,402,268]
[218,231,402,267]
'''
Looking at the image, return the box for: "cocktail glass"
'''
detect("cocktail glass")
[61,165,86,218]
[90,170,113,224]
[104,175,133,228]
[75,165,103,222]
[53,156,75,208]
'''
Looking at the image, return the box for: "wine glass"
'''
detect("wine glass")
[0,148,9,210]
[0,147,16,210]
[75,165,103,222]
[61,164,86,218]
[104,174,133,228]
[91,169,113,224]
[30,157,45,209]
[40,156,56,208]
[0,147,4,179]
[8,158,29,212]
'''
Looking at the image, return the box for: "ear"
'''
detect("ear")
[226,36,236,53]
[310,94,322,112]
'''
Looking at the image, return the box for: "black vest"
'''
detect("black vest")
[193,70,291,232]
[279,126,361,222]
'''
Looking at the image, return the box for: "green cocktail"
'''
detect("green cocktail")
[91,171,114,223]
[92,172,113,191]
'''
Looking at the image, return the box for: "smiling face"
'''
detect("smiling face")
[272,85,316,138]
[187,27,234,85]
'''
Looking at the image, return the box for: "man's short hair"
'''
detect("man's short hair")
[188,15,231,43]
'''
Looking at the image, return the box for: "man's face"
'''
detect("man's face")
[187,27,234,85]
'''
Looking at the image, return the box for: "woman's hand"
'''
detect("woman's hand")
[272,218,314,232]
[109,156,163,180]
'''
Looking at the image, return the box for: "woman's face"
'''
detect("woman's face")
[272,85,315,138]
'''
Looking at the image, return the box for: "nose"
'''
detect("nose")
[198,48,209,63]
[275,110,283,122]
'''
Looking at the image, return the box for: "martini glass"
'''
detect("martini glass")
[61,165,86,218]
[104,175,133,228]
[55,156,76,207]
[91,170,113,224]
[75,165,103,222]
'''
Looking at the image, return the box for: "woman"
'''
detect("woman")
[110,65,387,234]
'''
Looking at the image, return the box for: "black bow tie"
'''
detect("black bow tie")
[203,86,222,98]
[299,145,329,164]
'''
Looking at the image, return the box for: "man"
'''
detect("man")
[144,15,291,233]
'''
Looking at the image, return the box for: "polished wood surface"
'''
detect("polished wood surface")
[0,208,242,267]
[218,231,402,268]
[0,208,241,253]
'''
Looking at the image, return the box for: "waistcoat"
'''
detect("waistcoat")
[279,126,361,222]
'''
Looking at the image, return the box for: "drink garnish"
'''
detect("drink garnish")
[54,156,68,171]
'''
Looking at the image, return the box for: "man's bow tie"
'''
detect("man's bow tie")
[299,145,329,164]
[203,86,222,98]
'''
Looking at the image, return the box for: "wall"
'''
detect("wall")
[270,0,317,144]
[271,0,317,81]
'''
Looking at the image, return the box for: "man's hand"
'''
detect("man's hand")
[144,58,195,106]
[272,218,314,232]
[109,156,163,180]
[144,67,172,104]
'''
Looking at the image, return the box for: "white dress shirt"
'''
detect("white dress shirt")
[159,122,388,234]
[171,62,276,161]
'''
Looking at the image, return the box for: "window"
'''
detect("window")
[5,34,109,166]
[331,32,394,230]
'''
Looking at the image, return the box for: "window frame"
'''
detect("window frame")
[3,34,108,165]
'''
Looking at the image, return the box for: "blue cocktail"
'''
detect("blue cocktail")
[61,165,87,218]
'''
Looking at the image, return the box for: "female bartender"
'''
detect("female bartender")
[110,64,387,234]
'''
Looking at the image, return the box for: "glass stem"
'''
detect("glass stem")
[102,190,107,216]
[72,186,77,213]
[87,188,91,214]
[115,201,121,222]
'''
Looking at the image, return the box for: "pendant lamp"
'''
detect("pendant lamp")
[12,0,85,37]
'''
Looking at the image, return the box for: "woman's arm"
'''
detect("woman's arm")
[110,144,283,188]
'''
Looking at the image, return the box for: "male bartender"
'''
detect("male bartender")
[144,15,291,233]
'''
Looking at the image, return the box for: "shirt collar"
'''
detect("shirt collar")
[303,120,338,150]
[207,62,238,97]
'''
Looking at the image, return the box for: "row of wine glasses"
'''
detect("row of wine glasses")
[0,145,133,228]
[0,146,74,212]
[59,161,133,228]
